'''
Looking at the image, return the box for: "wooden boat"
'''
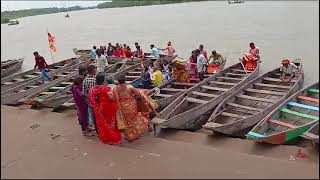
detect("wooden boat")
[1,58,24,78]
[151,62,260,131]
[204,59,304,136]
[228,0,245,4]
[28,59,140,109]
[1,57,79,92]
[8,20,19,26]
[1,61,88,105]
[147,59,226,111]
[246,82,318,144]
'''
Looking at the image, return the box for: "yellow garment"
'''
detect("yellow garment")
[152,70,163,86]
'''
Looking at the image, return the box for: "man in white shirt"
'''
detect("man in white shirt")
[280,59,298,82]
[150,44,160,59]
[196,49,207,81]
[96,50,108,74]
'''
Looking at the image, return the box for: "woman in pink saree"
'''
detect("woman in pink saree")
[88,73,121,145]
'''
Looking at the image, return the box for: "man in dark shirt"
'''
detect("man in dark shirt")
[33,51,52,84]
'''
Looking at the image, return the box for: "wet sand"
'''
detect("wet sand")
[1,105,319,179]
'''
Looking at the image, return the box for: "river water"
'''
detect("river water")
[1,1,318,86]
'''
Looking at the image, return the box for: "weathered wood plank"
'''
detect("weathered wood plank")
[153,94,173,98]
[253,83,291,89]
[201,85,228,92]
[217,76,243,81]
[172,82,197,86]
[208,81,237,86]
[263,77,297,83]
[244,88,286,96]
[161,88,185,92]
[236,94,277,103]
[192,91,218,98]
[186,97,208,104]
[221,112,248,119]
[226,102,263,112]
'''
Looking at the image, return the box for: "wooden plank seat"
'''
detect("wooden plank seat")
[221,112,248,119]
[161,88,185,92]
[39,92,56,95]
[172,82,197,86]
[192,91,218,98]
[26,86,38,89]
[18,89,26,93]
[13,78,25,82]
[125,75,141,79]
[244,88,286,96]
[127,72,142,75]
[267,119,297,129]
[217,76,243,81]
[55,74,68,77]
[287,101,319,111]
[153,94,172,98]
[24,75,38,78]
[230,69,247,74]
[253,83,291,90]
[236,94,277,103]
[208,81,237,86]
[226,72,246,77]
[186,97,208,104]
[226,102,263,112]
[203,122,223,128]
[297,96,319,104]
[60,82,73,85]
[280,108,319,121]
[2,82,14,85]
[263,77,297,83]
[49,87,66,90]
[201,85,228,92]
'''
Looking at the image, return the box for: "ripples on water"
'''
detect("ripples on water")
[1,1,318,85]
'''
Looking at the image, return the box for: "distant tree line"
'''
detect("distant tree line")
[1,6,96,24]
[97,0,208,9]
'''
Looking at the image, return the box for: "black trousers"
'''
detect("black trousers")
[199,72,205,81]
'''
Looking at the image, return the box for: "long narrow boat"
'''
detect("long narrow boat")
[148,60,226,111]
[246,82,318,144]
[1,58,24,78]
[28,59,139,108]
[203,59,304,136]
[151,62,260,130]
[1,61,88,105]
[1,57,79,91]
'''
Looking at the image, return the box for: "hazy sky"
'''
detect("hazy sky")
[1,1,107,11]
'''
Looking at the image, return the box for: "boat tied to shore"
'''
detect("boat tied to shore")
[1,58,24,78]
[246,81,317,144]
[203,59,304,136]
[151,61,260,131]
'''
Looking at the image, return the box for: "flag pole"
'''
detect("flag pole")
[47,28,55,64]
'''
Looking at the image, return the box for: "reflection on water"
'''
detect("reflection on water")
[1,1,318,86]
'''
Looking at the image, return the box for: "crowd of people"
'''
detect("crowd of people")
[31,40,299,145]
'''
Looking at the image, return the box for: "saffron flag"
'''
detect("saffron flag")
[48,32,56,53]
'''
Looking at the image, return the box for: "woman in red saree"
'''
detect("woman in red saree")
[114,75,157,142]
[88,73,121,145]
[188,50,198,79]
[113,43,124,58]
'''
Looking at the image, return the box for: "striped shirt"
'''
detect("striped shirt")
[82,75,96,103]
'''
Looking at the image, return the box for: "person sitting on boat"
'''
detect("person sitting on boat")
[113,43,124,58]
[161,41,176,57]
[150,44,160,60]
[162,59,173,82]
[188,50,198,79]
[173,61,190,83]
[241,53,258,71]
[196,49,207,81]
[152,66,164,87]
[107,43,115,56]
[96,49,108,74]
[208,50,224,73]
[139,66,152,89]
[148,62,155,81]
[280,59,298,82]
[132,45,144,58]
[90,46,97,62]
[122,44,132,58]
[33,51,52,84]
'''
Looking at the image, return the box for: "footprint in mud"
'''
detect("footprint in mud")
[30,123,40,130]
[50,133,61,140]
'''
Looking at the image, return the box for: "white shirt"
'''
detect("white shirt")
[280,63,298,75]
[151,47,160,59]
[96,55,108,73]
[197,54,206,73]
